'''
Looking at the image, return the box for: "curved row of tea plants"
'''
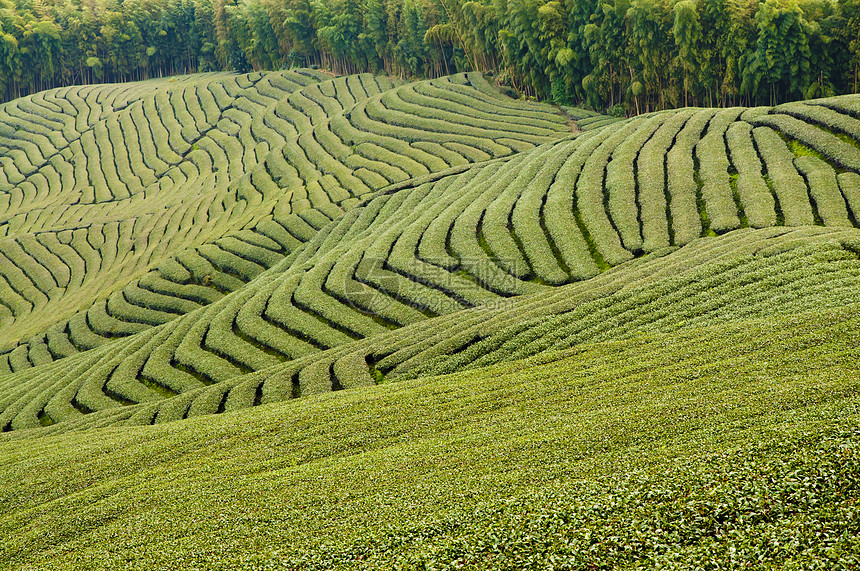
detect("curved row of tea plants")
[1,301,857,569]
[4,82,860,434]
[0,70,570,375]
[3,224,859,434]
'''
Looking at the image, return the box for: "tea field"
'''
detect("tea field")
[0,70,858,569]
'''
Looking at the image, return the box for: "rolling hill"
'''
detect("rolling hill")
[0,70,858,569]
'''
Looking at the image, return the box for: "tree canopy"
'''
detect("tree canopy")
[1,0,859,113]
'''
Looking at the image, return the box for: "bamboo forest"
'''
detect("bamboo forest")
[1,0,860,112]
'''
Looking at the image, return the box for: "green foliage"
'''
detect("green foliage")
[754,112,860,171]
[0,68,569,376]
[291,426,860,570]
[1,299,859,567]
[697,108,743,232]
[742,0,813,105]
[667,110,713,243]
[753,125,817,225]
[794,155,853,227]
[9,84,860,428]
[576,120,638,265]
[838,171,860,222]
[0,0,860,114]
[726,121,777,227]
[3,71,860,571]
[605,114,664,252]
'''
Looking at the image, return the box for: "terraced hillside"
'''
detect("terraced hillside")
[2,76,860,434]
[1,72,859,569]
[2,306,858,569]
[0,70,569,374]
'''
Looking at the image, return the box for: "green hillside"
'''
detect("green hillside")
[0,69,568,363]
[1,307,858,569]
[1,70,859,567]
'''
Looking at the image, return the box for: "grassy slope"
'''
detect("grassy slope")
[1,306,858,570]
[3,78,860,568]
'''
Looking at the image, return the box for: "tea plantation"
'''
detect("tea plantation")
[0,70,858,569]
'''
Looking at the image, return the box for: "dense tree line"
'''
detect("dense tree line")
[2,0,860,113]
